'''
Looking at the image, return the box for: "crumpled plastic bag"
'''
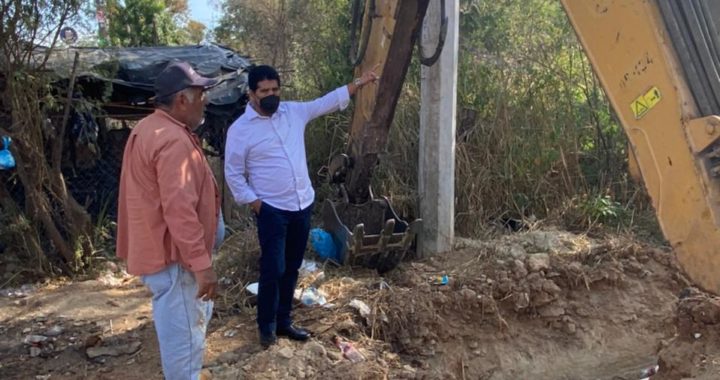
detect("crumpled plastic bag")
[309,227,340,262]
[0,136,15,170]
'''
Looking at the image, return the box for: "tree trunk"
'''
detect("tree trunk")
[345,0,430,203]
[2,67,94,273]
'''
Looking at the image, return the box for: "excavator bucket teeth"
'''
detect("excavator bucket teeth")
[320,197,421,272]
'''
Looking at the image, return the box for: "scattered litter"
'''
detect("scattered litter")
[333,336,364,363]
[24,335,48,345]
[45,326,64,337]
[0,135,16,170]
[24,334,50,358]
[310,228,340,262]
[295,287,327,306]
[29,346,42,357]
[304,270,326,286]
[300,259,320,276]
[246,283,259,296]
[1,284,35,298]
[694,333,702,339]
[640,364,659,379]
[224,329,238,338]
[349,299,371,319]
[245,261,323,299]
[431,275,449,285]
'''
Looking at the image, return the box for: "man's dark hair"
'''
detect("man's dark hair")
[248,65,281,91]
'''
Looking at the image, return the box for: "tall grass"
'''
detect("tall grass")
[311,0,653,237]
[220,0,657,238]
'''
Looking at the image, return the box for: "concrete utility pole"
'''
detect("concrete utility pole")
[418,0,458,256]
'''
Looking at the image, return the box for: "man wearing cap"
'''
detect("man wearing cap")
[225,64,378,348]
[117,61,221,379]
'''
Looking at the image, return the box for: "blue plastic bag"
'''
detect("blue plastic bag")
[0,136,15,170]
[309,228,339,262]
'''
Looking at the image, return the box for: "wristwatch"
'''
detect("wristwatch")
[354,78,363,87]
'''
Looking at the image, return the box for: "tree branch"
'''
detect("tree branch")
[52,51,79,173]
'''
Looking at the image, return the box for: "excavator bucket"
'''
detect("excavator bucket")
[313,1,431,272]
[321,195,421,273]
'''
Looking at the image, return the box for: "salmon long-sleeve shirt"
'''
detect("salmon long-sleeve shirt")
[116,109,220,275]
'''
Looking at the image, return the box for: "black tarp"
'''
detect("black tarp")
[25,44,254,221]
[40,43,252,120]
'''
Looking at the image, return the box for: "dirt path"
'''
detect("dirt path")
[1,228,717,379]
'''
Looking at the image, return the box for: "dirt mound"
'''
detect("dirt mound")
[207,228,687,379]
[2,227,715,379]
[657,290,720,379]
[359,232,682,379]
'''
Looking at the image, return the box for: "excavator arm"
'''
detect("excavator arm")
[561,0,720,293]
[320,0,441,270]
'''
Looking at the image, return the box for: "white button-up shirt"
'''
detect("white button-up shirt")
[225,86,350,211]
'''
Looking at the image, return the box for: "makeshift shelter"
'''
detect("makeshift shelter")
[15,43,252,220]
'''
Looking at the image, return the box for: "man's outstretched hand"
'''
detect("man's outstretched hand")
[349,63,380,96]
[357,64,380,86]
[195,267,218,301]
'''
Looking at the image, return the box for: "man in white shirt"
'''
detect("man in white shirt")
[225,65,378,348]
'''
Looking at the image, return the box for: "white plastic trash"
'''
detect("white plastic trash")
[349,299,371,318]
[295,286,327,306]
[246,282,259,295]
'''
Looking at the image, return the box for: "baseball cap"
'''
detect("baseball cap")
[154,61,218,98]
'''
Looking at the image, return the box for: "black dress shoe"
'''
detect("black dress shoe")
[276,325,310,341]
[260,332,277,349]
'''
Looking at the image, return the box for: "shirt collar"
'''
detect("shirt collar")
[154,109,203,146]
[154,108,191,131]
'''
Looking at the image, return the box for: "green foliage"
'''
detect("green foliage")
[0,0,97,276]
[449,0,635,233]
[215,0,354,183]
[105,0,205,46]
[215,0,650,235]
[215,0,352,92]
[187,20,207,43]
[579,194,625,224]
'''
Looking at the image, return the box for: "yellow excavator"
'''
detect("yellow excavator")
[325,0,720,294]
[563,0,720,294]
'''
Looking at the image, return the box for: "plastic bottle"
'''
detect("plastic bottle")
[333,336,364,363]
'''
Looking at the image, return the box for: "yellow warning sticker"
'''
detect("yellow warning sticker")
[631,86,662,119]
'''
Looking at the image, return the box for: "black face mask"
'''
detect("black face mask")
[259,95,280,114]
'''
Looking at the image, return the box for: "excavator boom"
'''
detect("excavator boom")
[561,0,720,293]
